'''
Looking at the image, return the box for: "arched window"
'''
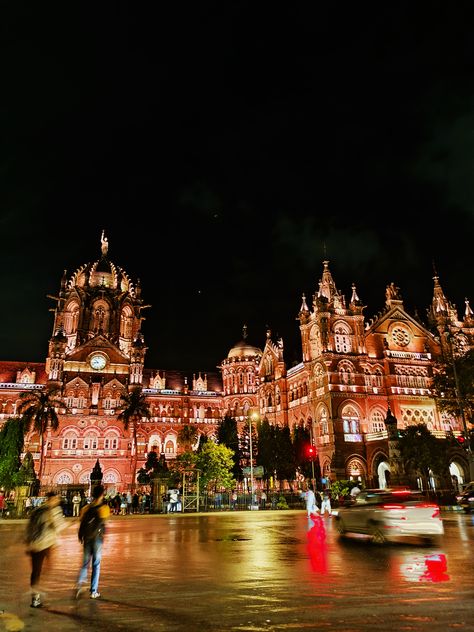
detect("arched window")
[370,410,386,433]
[104,435,119,450]
[342,405,360,435]
[83,432,98,450]
[120,305,133,339]
[334,322,352,353]
[164,440,175,454]
[338,361,355,385]
[62,432,78,450]
[319,409,329,435]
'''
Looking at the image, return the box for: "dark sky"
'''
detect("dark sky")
[1,3,473,373]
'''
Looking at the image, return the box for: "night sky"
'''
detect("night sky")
[1,4,473,374]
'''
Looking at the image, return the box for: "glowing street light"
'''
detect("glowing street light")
[249,411,259,509]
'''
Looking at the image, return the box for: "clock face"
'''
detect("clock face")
[89,354,107,370]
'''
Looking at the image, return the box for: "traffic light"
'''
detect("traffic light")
[306,445,317,460]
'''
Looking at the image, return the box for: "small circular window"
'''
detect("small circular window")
[392,326,410,347]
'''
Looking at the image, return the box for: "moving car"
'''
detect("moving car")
[456,488,474,513]
[334,488,444,544]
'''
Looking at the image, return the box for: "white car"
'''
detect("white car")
[334,489,444,544]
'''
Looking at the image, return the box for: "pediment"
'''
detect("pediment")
[66,335,128,364]
[64,376,89,389]
[368,307,433,338]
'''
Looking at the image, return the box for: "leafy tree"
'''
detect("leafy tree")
[217,415,242,478]
[0,417,28,492]
[117,386,151,490]
[195,441,235,491]
[18,386,63,479]
[398,424,451,490]
[167,451,198,487]
[137,448,168,485]
[431,348,474,433]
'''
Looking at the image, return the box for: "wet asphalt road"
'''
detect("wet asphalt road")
[1,510,474,631]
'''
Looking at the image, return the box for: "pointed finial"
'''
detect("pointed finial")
[432,259,438,278]
[101,230,109,256]
[465,298,473,319]
[242,324,248,340]
[300,293,309,312]
[351,283,360,304]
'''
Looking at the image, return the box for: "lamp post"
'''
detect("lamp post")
[249,412,259,509]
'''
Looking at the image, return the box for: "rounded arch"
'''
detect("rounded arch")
[79,471,92,484]
[64,299,80,334]
[54,470,74,485]
[368,407,387,433]
[147,434,162,453]
[103,469,121,484]
[450,460,467,492]
[345,456,367,482]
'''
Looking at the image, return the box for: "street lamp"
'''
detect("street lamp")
[249,411,259,509]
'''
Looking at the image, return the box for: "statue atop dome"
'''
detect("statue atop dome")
[101,230,109,257]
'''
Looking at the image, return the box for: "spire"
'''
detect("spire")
[299,293,309,313]
[465,298,474,322]
[100,230,109,257]
[350,283,360,304]
[432,274,448,314]
[317,260,338,302]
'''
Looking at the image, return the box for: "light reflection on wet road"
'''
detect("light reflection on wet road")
[1,510,474,631]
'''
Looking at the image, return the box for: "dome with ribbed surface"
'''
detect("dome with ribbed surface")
[227,326,262,359]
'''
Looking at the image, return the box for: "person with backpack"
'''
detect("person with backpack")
[75,484,110,600]
[24,491,67,608]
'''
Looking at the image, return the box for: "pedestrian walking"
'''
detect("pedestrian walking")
[260,490,267,509]
[320,489,332,516]
[303,484,319,517]
[72,492,81,517]
[75,484,110,600]
[24,491,67,608]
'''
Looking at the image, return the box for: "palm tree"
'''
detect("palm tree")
[117,386,151,491]
[18,386,63,480]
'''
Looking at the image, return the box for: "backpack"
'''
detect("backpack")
[78,504,105,543]
[25,505,49,545]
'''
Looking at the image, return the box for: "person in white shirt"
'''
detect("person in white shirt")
[303,484,318,517]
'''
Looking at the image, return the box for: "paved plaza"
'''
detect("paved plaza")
[1,510,474,631]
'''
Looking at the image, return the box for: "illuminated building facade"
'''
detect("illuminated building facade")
[0,234,472,492]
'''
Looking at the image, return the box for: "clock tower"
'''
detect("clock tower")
[45,231,149,387]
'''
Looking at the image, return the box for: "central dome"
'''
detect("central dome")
[227,339,262,359]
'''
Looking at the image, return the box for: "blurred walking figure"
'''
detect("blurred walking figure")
[320,489,332,516]
[24,491,67,608]
[75,484,110,600]
[303,484,319,517]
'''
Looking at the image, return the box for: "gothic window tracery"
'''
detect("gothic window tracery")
[338,361,355,385]
[92,300,110,333]
[334,322,352,353]
[369,410,386,433]
[342,405,360,434]
[64,301,80,334]
[83,432,99,450]
[62,431,78,450]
